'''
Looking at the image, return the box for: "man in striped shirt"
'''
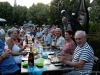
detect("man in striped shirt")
[58,30,94,75]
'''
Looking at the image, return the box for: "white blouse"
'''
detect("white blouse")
[12,42,22,64]
[56,36,65,50]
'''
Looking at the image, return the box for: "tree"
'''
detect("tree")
[13,5,28,25]
[89,0,100,23]
[28,3,49,25]
[0,2,13,25]
[49,0,80,24]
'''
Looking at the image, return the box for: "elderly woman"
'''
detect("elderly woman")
[7,28,23,47]
[6,28,27,73]
[61,30,76,55]
[52,28,65,50]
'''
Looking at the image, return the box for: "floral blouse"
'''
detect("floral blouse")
[61,41,76,54]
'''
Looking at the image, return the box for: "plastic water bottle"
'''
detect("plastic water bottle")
[38,46,43,58]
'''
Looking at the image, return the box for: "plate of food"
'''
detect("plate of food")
[51,57,60,64]
[48,52,55,55]
[54,63,63,66]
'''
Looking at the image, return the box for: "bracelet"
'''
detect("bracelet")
[0,55,4,59]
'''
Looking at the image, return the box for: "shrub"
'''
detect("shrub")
[89,22,100,34]
[87,34,100,57]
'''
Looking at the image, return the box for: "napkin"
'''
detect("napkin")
[28,65,47,75]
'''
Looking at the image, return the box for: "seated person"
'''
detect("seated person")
[58,30,94,75]
[50,29,56,39]
[35,27,43,40]
[20,26,26,37]
[0,39,20,75]
[60,30,76,55]
[6,28,27,75]
[51,28,65,50]
[30,27,37,37]
[41,28,52,46]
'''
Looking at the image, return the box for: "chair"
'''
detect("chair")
[91,56,100,75]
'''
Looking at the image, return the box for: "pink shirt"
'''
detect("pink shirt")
[61,41,76,54]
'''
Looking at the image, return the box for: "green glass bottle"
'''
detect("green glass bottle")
[28,47,34,67]
[25,36,28,44]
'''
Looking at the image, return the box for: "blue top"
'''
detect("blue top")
[0,40,20,75]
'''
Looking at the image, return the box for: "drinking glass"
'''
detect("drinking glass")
[55,49,58,57]
[45,41,48,46]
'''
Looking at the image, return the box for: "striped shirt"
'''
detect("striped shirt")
[72,42,94,72]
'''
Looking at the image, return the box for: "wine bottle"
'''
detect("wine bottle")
[28,46,34,67]
[32,35,34,43]
[25,36,28,44]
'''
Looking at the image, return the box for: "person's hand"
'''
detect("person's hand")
[21,47,26,50]
[57,52,65,56]
[22,51,28,56]
[58,52,64,62]
[57,53,62,56]
[58,55,69,64]
[58,53,72,63]
[58,55,65,63]
[7,49,11,53]
[1,49,11,58]
[21,44,28,50]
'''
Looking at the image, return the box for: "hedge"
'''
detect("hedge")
[87,34,100,58]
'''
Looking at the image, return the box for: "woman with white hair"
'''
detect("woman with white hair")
[51,28,65,50]
[6,28,27,74]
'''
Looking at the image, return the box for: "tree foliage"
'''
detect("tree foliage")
[13,5,28,25]
[28,3,49,25]
[0,2,13,24]
[0,0,96,26]
[89,0,100,23]
[49,0,80,24]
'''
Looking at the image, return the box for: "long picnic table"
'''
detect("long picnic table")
[21,48,74,75]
